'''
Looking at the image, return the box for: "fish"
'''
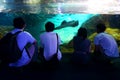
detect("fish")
[40,20,79,33]
[55,20,79,30]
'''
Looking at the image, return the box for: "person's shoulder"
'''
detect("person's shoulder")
[22,31,30,34]
[40,32,48,39]
[40,32,46,36]
[94,34,100,40]
[20,31,32,36]
[94,33,103,38]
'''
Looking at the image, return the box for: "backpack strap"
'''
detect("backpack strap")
[14,31,31,58]
[25,48,31,58]
[13,31,22,36]
[13,31,24,53]
[56,33,58,54]
[25,43,32,58]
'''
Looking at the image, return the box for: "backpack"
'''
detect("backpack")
[0,31,22,64]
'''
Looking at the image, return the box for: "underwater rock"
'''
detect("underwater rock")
[87,27,120,51]
[81,14,120,44]
[106,28,120,40]
[0,26,13,39]
[66,14,120,52]
[81,14,108,36]
[81,14,120,36]
[108,15,120,28]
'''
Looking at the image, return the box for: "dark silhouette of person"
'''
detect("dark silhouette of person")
[72,27,91,65]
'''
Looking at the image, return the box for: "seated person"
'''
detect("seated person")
[72,27,91,65]
[39,22,62,64]
[9,17,37,67]
[93,23,119,64]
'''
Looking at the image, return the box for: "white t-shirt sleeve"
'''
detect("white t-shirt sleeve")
[17,31,36,50]
[24,31,36,44]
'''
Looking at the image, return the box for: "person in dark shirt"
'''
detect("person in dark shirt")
[72,27,91,65]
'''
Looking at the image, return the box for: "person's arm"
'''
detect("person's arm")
[94,44,104,55]
[93,36,100,54]
[25,32,37,58]
[25,40,37,58]
[33,40,37,45]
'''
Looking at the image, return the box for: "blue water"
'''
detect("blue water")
[0,1,96,44]
[46,14,95,43]
[0,13,96,45]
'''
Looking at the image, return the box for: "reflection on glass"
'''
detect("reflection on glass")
[0,0,120,14]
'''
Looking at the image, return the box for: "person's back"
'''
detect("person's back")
[8,17,36,67]
[72,27,91,64]
[40,22,62,63]
[94,32,119,57]
[94,23,119,64]
[73,36,90,53]
[40,32,62,61]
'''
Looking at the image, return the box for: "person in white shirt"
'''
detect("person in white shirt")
[9,17,36,67]
[93,23,119,63]
[39,22,62,63]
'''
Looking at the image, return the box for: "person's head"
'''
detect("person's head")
[77,27,87,40]
[13,17,26,29]
[45,22,55,32]
[96,23,106,33]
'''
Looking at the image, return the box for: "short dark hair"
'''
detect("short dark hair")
[96,23,106,32]
[77,27,87,40]
[45,22,55,32]
[13,17,25,29]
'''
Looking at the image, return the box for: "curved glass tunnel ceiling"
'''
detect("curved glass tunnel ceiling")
[0,0,120,14]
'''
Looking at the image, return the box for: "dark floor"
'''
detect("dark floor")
[0,54,120,80]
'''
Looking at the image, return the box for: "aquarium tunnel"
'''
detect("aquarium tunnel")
[0,0,120,53]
